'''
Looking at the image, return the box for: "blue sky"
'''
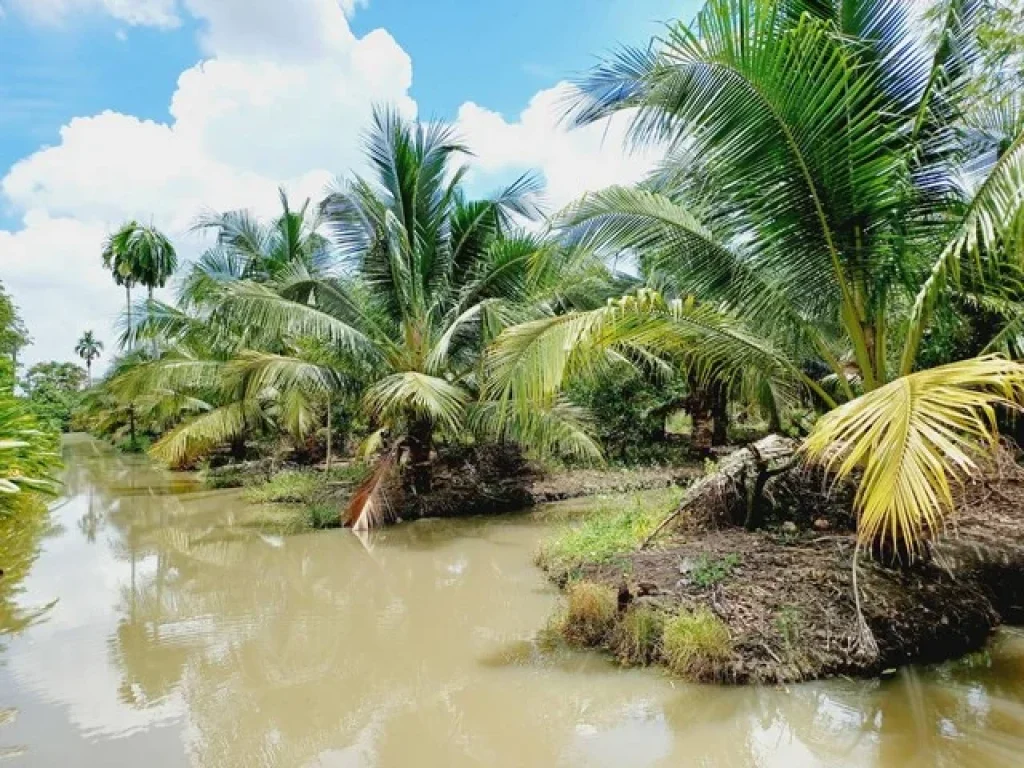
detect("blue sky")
[0,0,698,367]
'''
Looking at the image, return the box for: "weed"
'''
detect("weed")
[243,470,321,504]
[305,503,341,529]
[774,605,803,651]
[690,553,741,588]
[661,609,732,679]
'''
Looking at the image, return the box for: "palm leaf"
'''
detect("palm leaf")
[803,355,1024,557]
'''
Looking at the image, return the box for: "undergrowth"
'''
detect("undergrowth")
[536,487,684,580]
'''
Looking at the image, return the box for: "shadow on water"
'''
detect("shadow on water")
[0,434,1023,766]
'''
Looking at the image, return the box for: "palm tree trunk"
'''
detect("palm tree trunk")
[147,286,157,357]
[86,359,92,387]
[712,383,729,447]
[407,418,433,494]
[325,397,332,473]
[126,284,133,346]
[687,374,714,456]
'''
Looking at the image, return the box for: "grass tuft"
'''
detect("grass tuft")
[305,503,340,530]
[612,605,664,665]
[537,488,684,579]
[559,581,618,646]
[661,609,732,679]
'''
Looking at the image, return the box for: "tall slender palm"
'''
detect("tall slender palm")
[491,0,1024,557]
[102,222,176,346]
[75,331,103,386]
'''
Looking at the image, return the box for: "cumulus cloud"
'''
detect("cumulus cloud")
[457,83,660,212]
[1,1,658,371]
[8,0,180,27]
[1,0,413,369]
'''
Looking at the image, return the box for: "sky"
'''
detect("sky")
[0,0,698,371]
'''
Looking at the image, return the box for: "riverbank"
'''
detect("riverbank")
[210,447,701,529]
[539,443,1024,684]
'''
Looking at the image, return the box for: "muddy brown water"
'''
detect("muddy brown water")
[1,435,1024,767]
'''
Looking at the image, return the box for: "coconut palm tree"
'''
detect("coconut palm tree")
[123,108,608,526]
[75,331,104,386]
[109,190,346,466]
[490,0,1024,558]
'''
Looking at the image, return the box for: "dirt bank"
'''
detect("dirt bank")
[542,439,1024,684]
[390,445,700,520]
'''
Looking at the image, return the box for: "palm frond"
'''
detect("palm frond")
[804,356,1024,557]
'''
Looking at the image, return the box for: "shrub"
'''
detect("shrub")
[560,581,618,646]
[661,609,732,679]
[612,605,664,665]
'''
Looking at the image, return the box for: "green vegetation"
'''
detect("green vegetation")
[488,0,1024,557]
[75,331,103,387]
[690,554,741,588]
[0,284,62,610]
[661,610,733,679]
[60,0,1024,557]
[536,487,684,579]
[243,470,323,505]
[612,605,664,665]
[23,361,86,432]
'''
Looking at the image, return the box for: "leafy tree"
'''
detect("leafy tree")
[0,281,30,389]
[491,0,1024,558]
[75,331,104,385]
[24,361,87,432]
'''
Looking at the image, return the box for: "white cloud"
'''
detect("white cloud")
[8,0,180,27]
[457,82,661,212]
[1,1,656,371]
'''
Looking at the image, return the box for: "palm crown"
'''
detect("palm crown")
[75,331,104,385]
[114,108,607,526]
[490,0,1024,556]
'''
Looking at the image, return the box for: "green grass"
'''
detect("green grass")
[243,470,321,504]
[612,605,664,665]
[661,609,733,679]
[242,463,371,506]
[537,487,684,579]
[305,503,341,530]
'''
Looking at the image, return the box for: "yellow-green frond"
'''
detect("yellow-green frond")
[803,356,1024,558]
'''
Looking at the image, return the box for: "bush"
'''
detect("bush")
[116,435,152,454]
[661,610,732,679]
[612,605,664,665]
[566,364,691,465]
[559,581,618,646]
[537,488,683,579]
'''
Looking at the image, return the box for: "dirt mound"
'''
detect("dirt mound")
[548,439,1024,684]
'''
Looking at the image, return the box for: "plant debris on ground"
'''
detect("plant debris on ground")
[540,442,1024,684]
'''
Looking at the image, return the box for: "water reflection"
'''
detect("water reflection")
[0,434,1023,766]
